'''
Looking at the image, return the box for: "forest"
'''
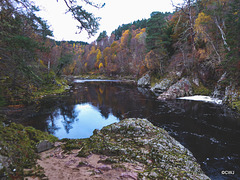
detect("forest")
[0,0,239,107]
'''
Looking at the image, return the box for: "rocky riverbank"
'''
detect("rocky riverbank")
[138,72,240,112]
[26,118,209,180]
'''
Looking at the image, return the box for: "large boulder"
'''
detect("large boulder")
[137,73,151,87]
[62,118,209,179]
[213,72,227,99]
[151,78,174,95]
[158,77,193,100]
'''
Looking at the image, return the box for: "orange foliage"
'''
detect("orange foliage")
[120,30,130,48]
[144,50,159,71]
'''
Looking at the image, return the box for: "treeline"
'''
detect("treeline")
[57,0,239,86]
[52,12,173,77]
[111,19,148,40]
[0,0,239,106]
[55,41,88,46]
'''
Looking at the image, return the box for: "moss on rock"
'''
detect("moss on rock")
[0,120,58,179]
[192,82,212,96]
[61,118,210,179]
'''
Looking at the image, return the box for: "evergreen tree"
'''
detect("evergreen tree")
[145,12,173,74]
[0,0,53,103]
[97,31,107,42]
[146,12,169,52]
[224,0,240,82]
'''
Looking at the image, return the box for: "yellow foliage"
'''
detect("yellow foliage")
[121,30,130,47]
[111,41,118,48]
[84,62,88,68]
[194,12,212,42]
[90,46,96,54]
[135,32,142,40]
[99,62,104,69]
[141,28,146,32]
[39,60,46,67]
[99,88,104,94]
[122,29,130,37]
[110,41,119,54]
[195,12,211,27]
[96,49,102,62]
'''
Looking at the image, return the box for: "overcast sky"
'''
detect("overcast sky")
[34,0,181,43]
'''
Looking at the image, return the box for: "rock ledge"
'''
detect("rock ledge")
[56,118,210,180]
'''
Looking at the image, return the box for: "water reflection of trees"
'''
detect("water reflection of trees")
[25,81,240,138]
[47,111,61,134]
[71,82,156,120]
[59,104,78,133]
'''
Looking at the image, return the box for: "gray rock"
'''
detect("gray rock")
[213,72,227,98]
[158,77,193,100]
[36,140,54,153]
[151,78,174,94]
[137,74,151,87]
[192,76,200,86]
[89,118,210,179]
[223,85,239,103]
[0,154,8,170]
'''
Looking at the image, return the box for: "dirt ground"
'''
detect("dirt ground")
[25,142,144,180]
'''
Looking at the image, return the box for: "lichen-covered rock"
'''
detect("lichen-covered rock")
[0,122,58,178]
[151,78,174,95]
[213,72,240,112]
[213,72,227,99]
[223,85,240,111]
[36,140,54,153]
[62,118,210,179]
[158,77,193,100]
[137,74,151,87]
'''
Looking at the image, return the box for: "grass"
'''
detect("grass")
[192,82,212,96]
[31,77,69,101]
[0,119,58,179]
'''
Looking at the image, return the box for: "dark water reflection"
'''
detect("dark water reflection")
[18,80,240,179]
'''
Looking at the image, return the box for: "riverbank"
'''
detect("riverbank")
[137,72,240,113]
[1,118,210,179]
[67,74,137,82]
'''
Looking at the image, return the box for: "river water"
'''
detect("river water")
[17,80,240,179]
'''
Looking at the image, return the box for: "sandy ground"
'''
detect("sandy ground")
[25,143,144,180]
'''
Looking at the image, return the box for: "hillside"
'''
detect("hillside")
[46,1,239,111]
[0,0,239,110]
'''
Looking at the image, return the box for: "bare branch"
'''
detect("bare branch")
[214,18,230,52]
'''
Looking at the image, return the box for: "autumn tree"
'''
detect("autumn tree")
[112,19,147,40]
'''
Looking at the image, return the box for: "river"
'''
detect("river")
[12,80,240,180]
